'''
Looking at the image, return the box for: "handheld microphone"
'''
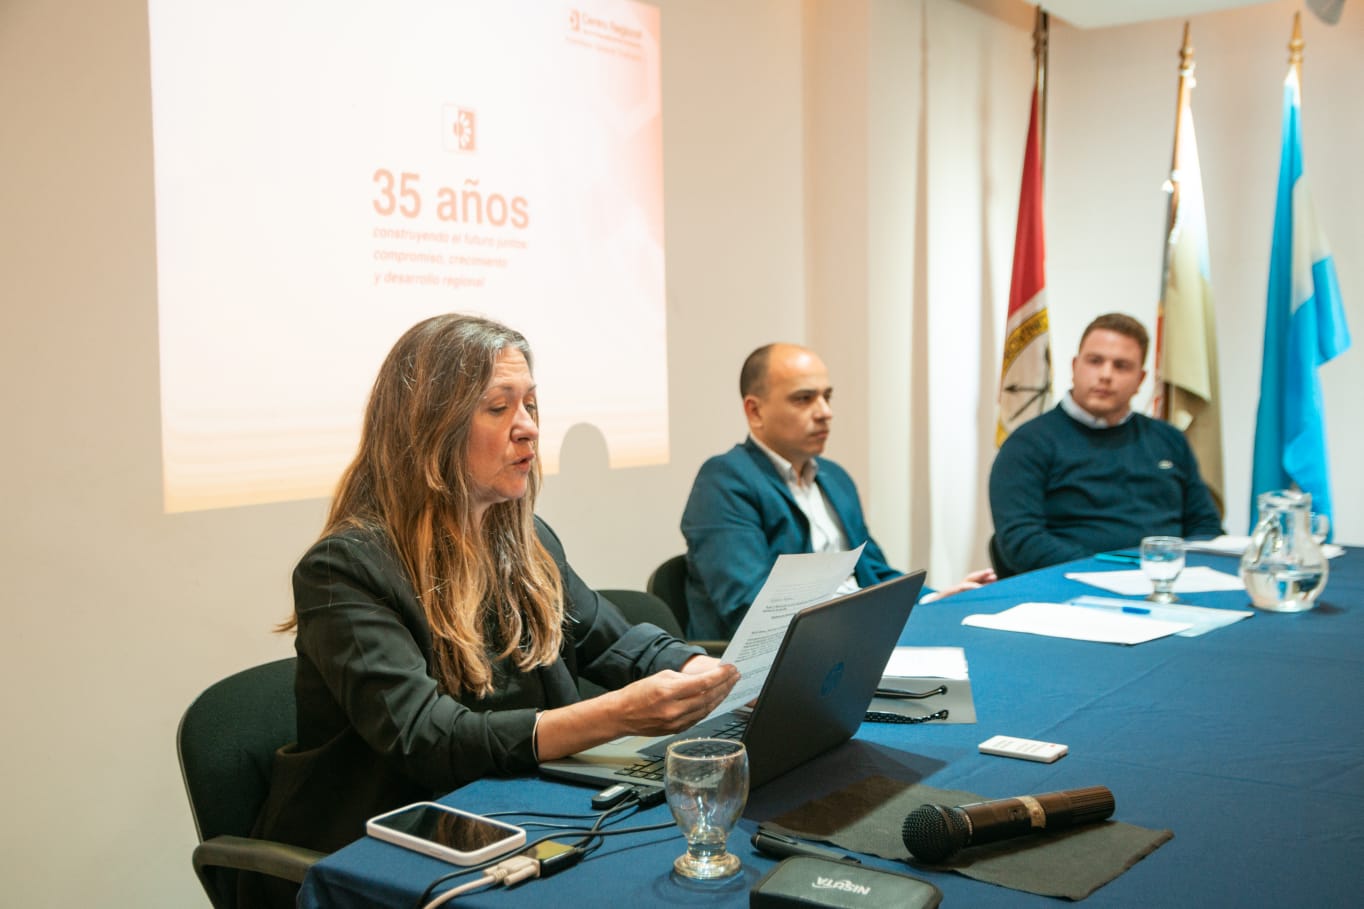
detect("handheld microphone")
[900,786,1114,862]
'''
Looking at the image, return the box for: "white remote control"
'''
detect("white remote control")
[978,734,1068,763]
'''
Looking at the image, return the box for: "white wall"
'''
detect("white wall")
[538,0,809,583]
[1,1,1360,906]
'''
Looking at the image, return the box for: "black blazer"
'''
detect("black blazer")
[245,517,698,906]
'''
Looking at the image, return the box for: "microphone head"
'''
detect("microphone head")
[901,803,970,863]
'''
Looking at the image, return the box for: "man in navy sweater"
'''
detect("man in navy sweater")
[989,313,1223,574]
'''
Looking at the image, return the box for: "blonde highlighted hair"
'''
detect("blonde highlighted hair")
[286,314,564,698]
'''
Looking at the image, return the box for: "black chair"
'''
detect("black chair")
[647,554,728,656]
[177,657,324,909]
[598,588,686,638]
[646,554,691,632]
[578,589,689,698]
[988,534,1018,580]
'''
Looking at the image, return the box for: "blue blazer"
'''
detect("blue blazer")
[680,438,900,639]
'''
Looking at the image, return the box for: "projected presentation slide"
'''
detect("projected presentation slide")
[149,0,668,512]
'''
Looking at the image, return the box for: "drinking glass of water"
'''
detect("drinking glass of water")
[664,738,749,880]
[1140,536,1185,604]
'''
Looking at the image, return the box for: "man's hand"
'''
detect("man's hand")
[921,568,997,602]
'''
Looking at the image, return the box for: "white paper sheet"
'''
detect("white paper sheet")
[706,544,865,719]
[1067,596,1253,637]
[874,647,975,723]
[1184,535,1345,559]
[883,646,968,680]
[1064,565,1246,596]
[962,602,1192,644]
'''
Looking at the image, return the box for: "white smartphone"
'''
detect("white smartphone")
[366,802,527,866]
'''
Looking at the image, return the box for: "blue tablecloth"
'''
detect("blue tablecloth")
[300,549,1364,907]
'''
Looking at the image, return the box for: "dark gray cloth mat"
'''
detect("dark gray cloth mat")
[766,774,1173,901]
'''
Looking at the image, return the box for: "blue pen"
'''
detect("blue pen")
[1094,552,1141,565]
[1071,597,1153,616]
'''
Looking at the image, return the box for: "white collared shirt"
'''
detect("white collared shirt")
[1060,390,1136,429]
[750,436,860,596]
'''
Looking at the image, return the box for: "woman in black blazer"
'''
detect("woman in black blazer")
[245,314,737,908]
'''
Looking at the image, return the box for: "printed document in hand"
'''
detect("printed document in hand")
[706,544,864,719]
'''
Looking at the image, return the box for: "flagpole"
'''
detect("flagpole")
[1152,23,1195,422]
[1166,23,1193,238]
[1033,6,1049,176]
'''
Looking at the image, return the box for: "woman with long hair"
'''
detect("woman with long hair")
[247,314,737,903]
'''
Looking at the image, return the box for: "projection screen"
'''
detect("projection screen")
[148,0,668,512]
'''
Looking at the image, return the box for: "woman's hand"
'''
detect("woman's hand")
[607,662,740,737]
[534,660,740,760]
[678,654,727,676]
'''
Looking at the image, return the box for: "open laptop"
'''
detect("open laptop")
[541,570,926,794]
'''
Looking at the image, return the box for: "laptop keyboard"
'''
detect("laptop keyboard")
[613,717,748,781]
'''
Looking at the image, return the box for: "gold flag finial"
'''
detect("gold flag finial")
[1179,22,1194,75]
[1289,11,1304,68]
[1032,4,1048,63]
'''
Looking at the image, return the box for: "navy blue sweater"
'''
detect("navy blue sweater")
[989,405,1223,573]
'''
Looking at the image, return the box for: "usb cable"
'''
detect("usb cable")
[421,844,586,908]
[416,797,669,908]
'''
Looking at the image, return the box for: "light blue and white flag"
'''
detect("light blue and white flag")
[1250,67,1351,534]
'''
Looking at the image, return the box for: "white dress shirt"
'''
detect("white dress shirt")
[750,436,860,596]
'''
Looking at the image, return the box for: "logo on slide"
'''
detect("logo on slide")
[443,106,477,153]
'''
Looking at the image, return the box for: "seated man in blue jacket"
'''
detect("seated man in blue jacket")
[989,312,1223,574]
[681,343,992,640]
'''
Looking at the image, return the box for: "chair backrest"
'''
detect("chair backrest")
[177,657,297,847]
[580,590,685,699]
[646,554,690,634]
[598,588,686,639]
[987,534,1017,580]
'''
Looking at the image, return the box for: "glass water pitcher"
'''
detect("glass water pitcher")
[1240,489,1329,612]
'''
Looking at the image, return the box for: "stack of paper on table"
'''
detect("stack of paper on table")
[1184,534,1345,559]
[1064,565,1245,596]
[1066,597,1253,637]
[963,603,1193,644]
[962,595,1253,645]
[872,646,975,723]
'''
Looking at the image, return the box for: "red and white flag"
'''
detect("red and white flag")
[996,85,1052,446]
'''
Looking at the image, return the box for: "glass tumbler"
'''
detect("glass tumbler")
[1140,535,1185,604]
[664,738,749,880]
